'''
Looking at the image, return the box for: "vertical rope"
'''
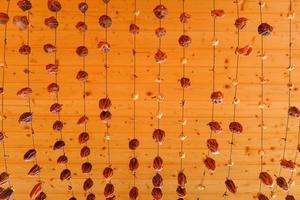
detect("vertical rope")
[46,3,75,198]
[1,1,14,198]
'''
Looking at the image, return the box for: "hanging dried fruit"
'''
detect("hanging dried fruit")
[235,45,253,56]
[24,149,37,162]
[153,4,168,19]
[204,157,216,172]
[129,138,140,150]
[152,173,163,188]
[234,17,248,30]
[78,2,88,13]
[77,115,88,125]
[29,182,42,199]
[17,87,32,98]
[129,24,140,34]
[129,157,139,172]
[155,27,167,38]
[100,110,112,122]
[179,12,191,23]
[276,176,288,191]
[28,164,41,177]
[53,140,65,150]
[80,146,90,157]
[76,46,88,57]
[52,120,63,131]
[13,16,29,30]
[154,49,167,64]
[180,77,191,89]
[257,193,269,200]
[151,187,163,200]
[48,0,62,12]
[211,9,225,18]
[288,106,300,118]
[76,21,87,32]
[207,121,222,133]
[176,186,186,198]
[103,166,113,179]
[43,44,56,53]
[81,162,92,174]
[210,91,224,104]
[104,183,115,198]
[229,121,243,134]
[99,98,112,111]
[178,35,192,48]
[206,138,219,154]
[44,16,58,29]
[177,171,187,187]
[19,112,32,124]
[57,155,68,164]
[98,41,111,53]
[50,103,63,114]
[17,0,32,11]
[0,13,9,24]
[83,178,94,192]
[259,172,273,186]
[60,169,71,181]
[225,179,237,194]
[153,156,163,171]
[46,64,58,74]
[0,173,9,186]
[286,195,295,200]
[129,186,138,200]
[152,129,165,145]
[78,132,89,144]
[258,23,273,36]
[99,15,112,28]
[280,159,295,171]
[76,71,88,82]
[0,187,14,200]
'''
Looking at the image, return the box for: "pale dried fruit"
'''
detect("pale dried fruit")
[76,21,87,32]
[153,4,168,19]
[178,35,192,48]
[152,173,163,188]
[99,98,112,111]
[276,176,288,191]
[155,49,167,64]
[176,186,186,198]
[13,16,29,30]
[235,45,253,56]
[206,138,219,154]
[129,138,139,150]
[43,44,56,53]
[60,169,71,181]
[129,157,139,172]
[24,149,36,162]
[153,156,163,171]
[211,9,225,18]
[77,115,88,125]
[225,179,237,194]
[129,24,140,34]
[180,12,191,23]
[80,146,90,157]
[152,129,165,145]
[0,172,9,186]
[76,46,88,57]
[280,159,295,171]
[177,171,187,187]
[229,121,243,134]
[235,17,248,30]
[204,157,216,172]
[28,164,41,177]
[104,183,114,198]
[208,121,222,134]
[50,103,62,113]
[257,193,269,200]
[103,166,113,179]
[100,111,112,122]
[0,13,9,25]
[79,132,89,144]
[82,162,92,174]
[155,27,167,38]
[53,120,63,131]
[46,64,58,74]
[29,182,42,199]
[57,155,68,164]
[17,87,32,98]
[53,140,65,150]
[259,172,273,186]
[99,15,112,28]
[98,41,111,53]
[288,106,300,118]
[44,16,58,29]
[129,186,138,200]
[17,0,32,11]
[0,187,14,200]
[76,70,88,81]
[211,91,224,104]
[78,2,88,13]
[151,187,163,199]
[48,0,61,12]
[19,112,32,124]
[83,178,94,191]
[258,23,273,36]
